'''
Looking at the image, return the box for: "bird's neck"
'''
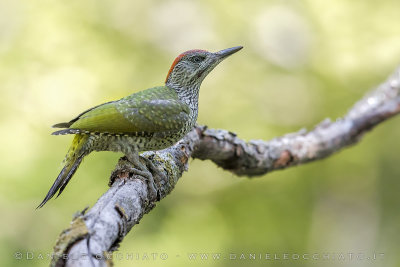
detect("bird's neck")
[167,82,200,118]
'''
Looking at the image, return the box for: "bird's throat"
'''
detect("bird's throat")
[167,83,200,120]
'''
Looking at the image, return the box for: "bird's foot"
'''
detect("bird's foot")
[125,153,166,201]
[140,155,169,193]
[126,165,158,201]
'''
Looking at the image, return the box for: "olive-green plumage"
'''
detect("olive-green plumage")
[64,86,191,135]
[38,46,242,208]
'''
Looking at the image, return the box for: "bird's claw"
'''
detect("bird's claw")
[124,153,168,201]
[126,166,158,201]
[140,156,169,199]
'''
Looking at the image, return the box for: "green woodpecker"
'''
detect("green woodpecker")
[38,46,243,208]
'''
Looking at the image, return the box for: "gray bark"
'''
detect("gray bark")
[51,67,400,267]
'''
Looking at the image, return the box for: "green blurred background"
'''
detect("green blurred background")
[1,0,400,266]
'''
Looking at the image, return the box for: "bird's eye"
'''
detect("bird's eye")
[191,56,205,63]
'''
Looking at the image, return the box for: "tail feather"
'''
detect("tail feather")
[52,122,73,128]
[57,156,84,197]
[52,129,81,135]
[37,135,89,209]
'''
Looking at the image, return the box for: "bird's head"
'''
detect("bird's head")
[165,46,243,90]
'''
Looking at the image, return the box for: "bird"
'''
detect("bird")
[37,46,243,208]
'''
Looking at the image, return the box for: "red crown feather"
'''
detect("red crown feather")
[165,49,207,83]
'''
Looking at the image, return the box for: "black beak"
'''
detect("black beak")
[215,46,243,59]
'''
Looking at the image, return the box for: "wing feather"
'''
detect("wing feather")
[52,86,190,135]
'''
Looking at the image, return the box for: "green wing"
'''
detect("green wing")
[54,86,190,134]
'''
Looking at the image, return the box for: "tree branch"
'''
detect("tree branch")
[51,67,400,267]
